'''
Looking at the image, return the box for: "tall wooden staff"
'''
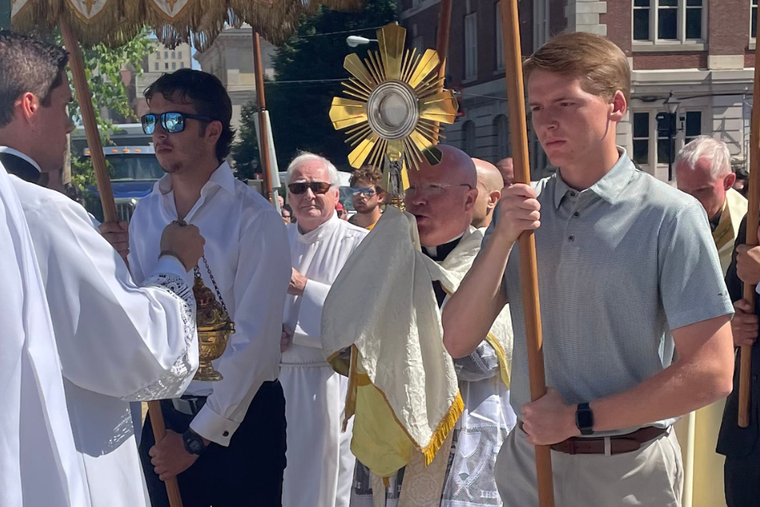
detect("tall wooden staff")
[252,31,274,202]
[499,1,554,505]
[60,19,185,507]
[738,4,760,428]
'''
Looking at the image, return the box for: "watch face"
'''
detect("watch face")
[184,432,205,455]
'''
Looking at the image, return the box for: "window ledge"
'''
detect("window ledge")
[462,76,478,84]
[632,42,707,53]
[493,68,505,76]
[750,40,756,51]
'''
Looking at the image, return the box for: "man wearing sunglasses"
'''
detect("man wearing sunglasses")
[279,152,368,507]
[1,31,205,507]
[348,166,386,230]
[102,69,291,507]
[347,144,515,506]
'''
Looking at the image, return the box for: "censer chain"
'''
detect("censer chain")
[194,255,230,316]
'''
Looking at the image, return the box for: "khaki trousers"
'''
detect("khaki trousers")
[495,427,683,507]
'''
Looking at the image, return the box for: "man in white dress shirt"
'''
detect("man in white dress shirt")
[0,31,204,507]
[280,153,368,507]
[103,69,291,507]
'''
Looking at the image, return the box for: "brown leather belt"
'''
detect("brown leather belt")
[550,426,668,455]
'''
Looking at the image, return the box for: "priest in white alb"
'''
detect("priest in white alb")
[0,162,86,507]
[0,31,202,507]
[323,146,515,507]
[280,153,369,507]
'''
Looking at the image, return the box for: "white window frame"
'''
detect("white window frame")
[751,0,758,48]
[464,13,478,81]
[632,0,707,52]
[495,2,504,72]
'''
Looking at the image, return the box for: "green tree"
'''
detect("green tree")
[231,102,260,180]
[266,0,398,170]
[57,29,153,189]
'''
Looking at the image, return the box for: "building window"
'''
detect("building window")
[495,2,504,71]
[156,52,160,60]
[463,121,476,156]
[494,115,509,160]
[464,13,478,80]
[633,0,704,43]
[753,0,758,39]
[172,62,176,70]
[684,111,702,144]
[154,62,159,71]
[632,112,650,166]
[180,62,186,69]
[177,51,182,59]
[533,0,550,50]
[171,51,176,59]
[165,62,169,70]
[164,51,168,59]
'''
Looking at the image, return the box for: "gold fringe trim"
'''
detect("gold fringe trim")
[486,332,511,389]
[383,477,390,489]
[353,347,463,470]
[12,0,364,50]
[419,391,463,466]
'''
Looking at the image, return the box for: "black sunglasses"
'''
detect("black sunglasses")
[288,181,333,195]
[141,112,215,135]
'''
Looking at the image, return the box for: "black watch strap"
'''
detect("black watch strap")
[182,429,208,455]
[575,402,594,436]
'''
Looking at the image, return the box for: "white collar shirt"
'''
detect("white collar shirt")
[128,162,292,446]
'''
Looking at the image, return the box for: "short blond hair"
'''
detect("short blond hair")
[524,32,630,103]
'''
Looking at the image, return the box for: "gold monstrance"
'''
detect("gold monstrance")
[193,257,234,382]
[329,23,458,199]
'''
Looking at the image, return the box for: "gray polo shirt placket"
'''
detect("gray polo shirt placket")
[486,150,734,436]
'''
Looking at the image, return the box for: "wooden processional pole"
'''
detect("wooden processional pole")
[252,32,274,202]
[499,1,555,505]
[60,19,184,507]
[738,3,760,428]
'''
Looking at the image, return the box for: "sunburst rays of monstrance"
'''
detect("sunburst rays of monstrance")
[329,23,458,196]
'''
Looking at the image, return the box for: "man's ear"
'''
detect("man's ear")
[377,189,388,203]
[609,90,627,123]
[488,190,501,210]
[205,120,223,144]
[724,172,736,191]
[15,92,40,124]
[464,187,478,211]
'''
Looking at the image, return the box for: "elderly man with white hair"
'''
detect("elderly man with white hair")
[676,135,747,273]
[280,152,368,507]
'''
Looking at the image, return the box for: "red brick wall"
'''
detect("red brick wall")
[709,0,751,55]
[633,53,708,70]
[601,0,632,55]
[746,53,756,68]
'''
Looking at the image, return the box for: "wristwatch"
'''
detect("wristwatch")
[182,429,208,455]
[575,402,594,436]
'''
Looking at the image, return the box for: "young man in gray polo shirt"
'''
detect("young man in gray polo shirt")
[442,32,735,506]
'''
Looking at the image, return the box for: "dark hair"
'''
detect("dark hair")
[0,31,69,128]
[144,69,235,161]
[350,165,385,192]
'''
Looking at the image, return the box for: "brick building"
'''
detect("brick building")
[401,0,757,181]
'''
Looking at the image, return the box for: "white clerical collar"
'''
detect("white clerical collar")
[0,146,42,173]
[423,232,464,258]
